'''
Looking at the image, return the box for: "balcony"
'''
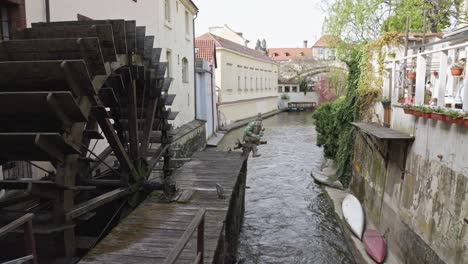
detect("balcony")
[385,41,468,122]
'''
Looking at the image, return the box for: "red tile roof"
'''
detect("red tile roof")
[267,48,312,61]
[313,35,343,48]
[196,33,276,63]
[195,39,217,66]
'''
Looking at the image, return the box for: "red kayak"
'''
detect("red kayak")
[363,229,387,263]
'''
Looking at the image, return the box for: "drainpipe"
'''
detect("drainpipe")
[193,13,198,120]
[210,63,215,134]
[45,0,50,22]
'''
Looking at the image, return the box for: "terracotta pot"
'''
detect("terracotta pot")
[448,116,464,125]
[429,113,445,121]
[408,72,416,80]
[403,108,413,115]
[413,110,424,117]
[451,68,463,76]
[464,119,468,127]
[422,112,431,118]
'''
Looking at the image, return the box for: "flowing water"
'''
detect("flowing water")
[216,112,354,264]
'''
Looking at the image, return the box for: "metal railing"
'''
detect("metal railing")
[0,213,38,264]
[163,209,206,264]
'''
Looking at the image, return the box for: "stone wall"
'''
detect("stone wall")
[213,161,247,264]
[351,131,467,263]
[170,120,207,167]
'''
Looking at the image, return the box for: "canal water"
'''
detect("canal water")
[216,112,354,264]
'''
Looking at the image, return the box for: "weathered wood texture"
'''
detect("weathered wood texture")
[80,151,245,264]
[351,122,415,140]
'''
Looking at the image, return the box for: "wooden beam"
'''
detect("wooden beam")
[65,188,129,221]
[0,213,34,238]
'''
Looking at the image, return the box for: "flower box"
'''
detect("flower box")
[448,117,465,125]
[403,108,414,115]
[413,110,424,117]
[429,112,446,121]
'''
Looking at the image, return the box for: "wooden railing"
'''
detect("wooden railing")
[0,213,38,264]
[386,41,468,111]
[163,209,205,264]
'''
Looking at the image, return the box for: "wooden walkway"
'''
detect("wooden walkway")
[80,151,245,264]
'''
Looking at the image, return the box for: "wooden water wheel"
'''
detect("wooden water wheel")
[0,19,177,259]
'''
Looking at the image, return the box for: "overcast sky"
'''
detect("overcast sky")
[194,0,326,48]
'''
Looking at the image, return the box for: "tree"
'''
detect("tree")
[322,0,459,43]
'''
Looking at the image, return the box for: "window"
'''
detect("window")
[278,86,283,93]
[166,50,172,77]
[250,77,253,90]
[238,76,241,90]
[244,77,247,90]
[292,86,298,92]
[274,53,279,57]
[285,86,290,93]
[185,11,190,35]
[182,57,188,83]
[260,78,263,90]
[0,4,10,40]
[285,52,290,57]
[256,77,258,90]
[164,0,171,23]
[300,52,305,56]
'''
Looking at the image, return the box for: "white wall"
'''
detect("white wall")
[278,84,318,103]
[24,0,197,128]
[209,25,248,47]
[215,48,279,124]
[195,60,218,138]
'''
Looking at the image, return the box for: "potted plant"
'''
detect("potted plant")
[408,67,416,80]
[429,107,447,121]
[281,93,290,101]
[380,97,391,108]
[387,52,396,59]
[445,110,465,124]
[451,63,464,76]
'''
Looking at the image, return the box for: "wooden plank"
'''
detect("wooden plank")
[0,213,34,238]
[351,122,414,140]
[163,209,205,264]
[65,188,129,221]
[0,38,106,76]
[14,24,117,62]
[0,91,87,122]
[125,21,137,54]
[136,26,146,56]
[0,133,80,162]
[1,255,34,264]
[151,48,162,66]
[144,36,155,61]
[0,60,93,97]
[32,20,128,54]
[99,87,120,107]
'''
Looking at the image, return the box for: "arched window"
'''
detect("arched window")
[285,52,290,56]
[182,58,189,83]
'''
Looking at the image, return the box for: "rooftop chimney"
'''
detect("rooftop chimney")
[303,40,308,48]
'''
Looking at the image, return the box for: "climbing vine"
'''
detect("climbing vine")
[313,33,398,186]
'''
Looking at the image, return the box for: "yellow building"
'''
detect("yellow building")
[197,32,279,126]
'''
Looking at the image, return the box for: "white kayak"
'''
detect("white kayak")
[310,170,343,190]
[342,194,365,240]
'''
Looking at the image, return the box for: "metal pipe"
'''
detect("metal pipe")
[193,13,198,120]
[45,0,50,22]
[210,63,216,135]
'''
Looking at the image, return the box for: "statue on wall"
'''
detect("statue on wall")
[235,113,266,158]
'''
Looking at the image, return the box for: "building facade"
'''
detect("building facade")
[312,35,341,61]
[197,32,279,126]
[25,0,198,128]
[195,39,218,139]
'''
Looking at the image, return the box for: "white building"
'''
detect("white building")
[25,0,199,128]
[312,35,341,61]
[208,25,250,47]
[195,39,218,139]
[197,31,279,126]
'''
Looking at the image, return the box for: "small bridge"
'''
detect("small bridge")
[287,102,317,111]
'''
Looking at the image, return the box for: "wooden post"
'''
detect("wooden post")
[197,216,205,263]
[463,47,468,111]
[23,219,38,264]
[415,54,426,105]
[437,51,448,107]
